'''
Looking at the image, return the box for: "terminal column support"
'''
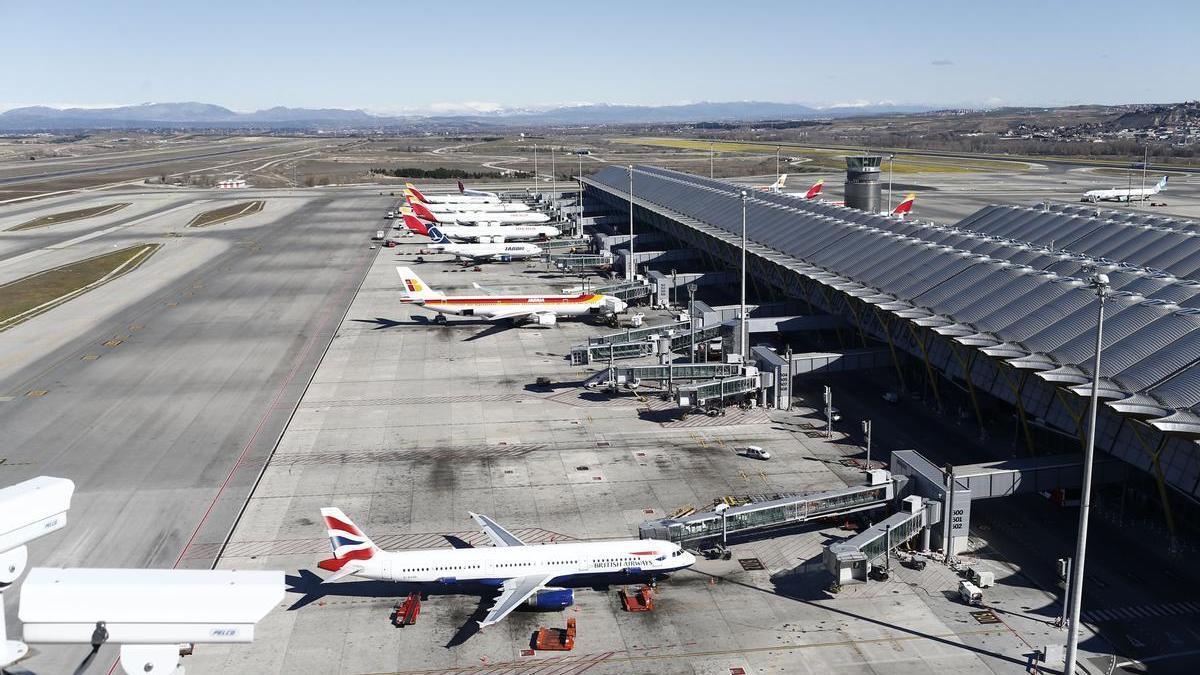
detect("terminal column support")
[1000,366,1037,456]
[942,465,957,563]
[1129,423,1178,541]
[874,310,908,394]
[842,297,871,349]
[906,324,943,413]
[950,344,986,436]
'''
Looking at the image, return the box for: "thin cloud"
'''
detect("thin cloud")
[931,59,955,67]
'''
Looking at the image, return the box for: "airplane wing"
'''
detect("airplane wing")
[470,512,526,546]
[479,574,552,627]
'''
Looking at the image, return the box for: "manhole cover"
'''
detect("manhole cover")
[805,431,826,438]
[738,558,765,571]
[971,610,1001,624]
[596,441,610,447]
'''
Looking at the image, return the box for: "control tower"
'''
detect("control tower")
[844,155,883,213]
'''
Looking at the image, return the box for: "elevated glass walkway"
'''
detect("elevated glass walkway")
[639,477,896,545]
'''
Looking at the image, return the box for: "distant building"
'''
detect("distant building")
[216,178,247,189]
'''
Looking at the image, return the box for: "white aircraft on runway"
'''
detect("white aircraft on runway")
[424,224,543,263]
[318,508,694,628]
[411,201,551,224]
[405,182,499,205]
[401,214,559,242]
[395,266,626,325]
[785,178,825,200]
[457,180,501,200]
[758,174,789,192]
[1082,176,1168,203]
[405,189,530,212]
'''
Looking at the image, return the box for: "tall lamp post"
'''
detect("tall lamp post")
[533,145,539,191]
[1063,271,1111,675]
[627,165,635,282]
[550,145,556,202]
[578,152,584,238]
[776,146,781,183]
[688,283,698,363]
[887,154,896,213]
[709,143,714,179]
[739,190,749,362]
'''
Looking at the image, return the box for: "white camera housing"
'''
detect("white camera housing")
[0,476,73,667]
[20,568,283,674]
[0,476,74,563]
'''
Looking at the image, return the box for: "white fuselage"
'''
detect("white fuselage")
[427,209,551,224]
[432,242,542,261]
[419,193,500,205]
[1083,179,1166,203]
[433,224,559,242]
[415,293,621,320]
[348,539,694,584]
[416,201,530,213]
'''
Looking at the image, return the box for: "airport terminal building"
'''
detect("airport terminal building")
[582,165,1200,546]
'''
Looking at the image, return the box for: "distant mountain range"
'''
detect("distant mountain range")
[0,101,938,131]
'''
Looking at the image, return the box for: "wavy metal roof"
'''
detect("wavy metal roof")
[588,165,1200,434]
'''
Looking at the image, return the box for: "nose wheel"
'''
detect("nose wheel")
[433,314,447,324]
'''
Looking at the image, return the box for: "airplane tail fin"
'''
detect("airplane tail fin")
[411,202,440,223]
[320,507,380,563]
[404,188,426,204]
[401,214,430,236]
[427,224,451,244]
[396,266,446,300]
[777,173,788,188]
[1156,176,1169,192]
[892,193,916,216]
[405,183,431,203]
[804,179,824,200]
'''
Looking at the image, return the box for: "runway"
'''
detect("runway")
[0,186,387,673]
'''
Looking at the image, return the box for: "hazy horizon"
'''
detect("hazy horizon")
[4,0,1199,114]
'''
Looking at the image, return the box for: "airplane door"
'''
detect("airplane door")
[382,558,394,581]
[578,556,592,573]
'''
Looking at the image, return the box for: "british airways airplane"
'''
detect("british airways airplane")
[317,509,696,627]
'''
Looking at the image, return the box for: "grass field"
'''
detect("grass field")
[188,200,264,227]
[7,203,130,232]
[0,243,161,331]
[611,138,1032,173]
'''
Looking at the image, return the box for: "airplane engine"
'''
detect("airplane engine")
[532,313,557,326]
[525,588,574,610]
[498,255,512,262]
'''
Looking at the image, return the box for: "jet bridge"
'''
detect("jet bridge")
[824,496,935,584]
[545,253,613,271]
[639,472,899,545]
[676,373,765,408]
[582,362,743,389]
[569,320,724,365]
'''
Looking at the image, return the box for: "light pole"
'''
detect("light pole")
[1063,272,1111,675]
[862,419,872,470]
[533,144,539,192]
[887,154,895,213]
[627,165,635,282]
[715,502,729,546]
[739,191,749,362]
[688,283,698,363]
[824,386,833,439]
[670,268,677,307]
[709,143,714,179]
[776,146,780,182]
[578,152,584,237]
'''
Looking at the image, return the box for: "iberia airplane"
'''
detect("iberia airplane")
[405,182,499,205]
[396,266,627,325]
[318,508,695,628]
[786,178,825,200]
[405,188,530,212]
[411,201,551,225]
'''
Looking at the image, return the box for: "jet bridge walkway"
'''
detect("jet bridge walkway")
[583,362,743,389]
[676,373,764,407]
[639,476,898,546]
[569,321,724,365]
[545,253,613,270]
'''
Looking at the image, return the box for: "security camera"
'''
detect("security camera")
[0,476,74,564]
[1,476,73,667]
[20,568,284,675]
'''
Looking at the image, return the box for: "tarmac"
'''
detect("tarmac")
[186,244,1062,675]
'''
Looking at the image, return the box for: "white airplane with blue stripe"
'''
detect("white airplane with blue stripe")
[317,508,695,628]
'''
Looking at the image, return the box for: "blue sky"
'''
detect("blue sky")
[2,0,1197,113]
